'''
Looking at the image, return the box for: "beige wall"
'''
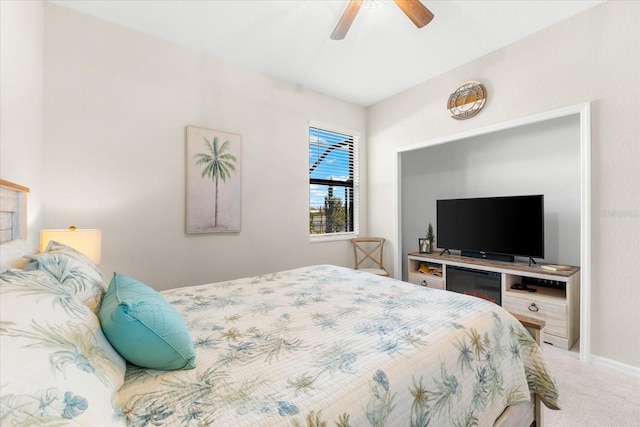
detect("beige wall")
[0,0,44,246]
[42,3,366,290]
[367,1,640,370]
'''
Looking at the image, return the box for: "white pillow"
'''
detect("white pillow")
[27,240,106,312]
[0,269,127,425]
[0,239,35,273]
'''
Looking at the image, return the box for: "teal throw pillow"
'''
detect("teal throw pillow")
[98,273,196,370]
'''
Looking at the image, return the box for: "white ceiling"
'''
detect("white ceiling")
[49,0,604,106]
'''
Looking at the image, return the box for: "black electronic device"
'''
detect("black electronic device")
[461,250,515,263]
[522,276,565,291]
[437,195,545,263]
[510,283,537,292]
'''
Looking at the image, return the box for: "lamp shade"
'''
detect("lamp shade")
[40,227,102,264]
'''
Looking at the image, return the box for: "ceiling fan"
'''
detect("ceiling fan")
[331,0,434,40]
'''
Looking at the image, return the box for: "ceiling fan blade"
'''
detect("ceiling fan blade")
[393,0,434,28]
[330,0,362,40]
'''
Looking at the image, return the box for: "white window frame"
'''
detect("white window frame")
[309,123,360,242]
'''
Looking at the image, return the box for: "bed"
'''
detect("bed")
[0,180,558,426]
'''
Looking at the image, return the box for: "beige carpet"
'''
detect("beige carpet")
[542,345,640,426]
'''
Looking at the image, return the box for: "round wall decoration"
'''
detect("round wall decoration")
[447,81,487,120]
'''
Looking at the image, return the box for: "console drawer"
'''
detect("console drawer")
[408,273,445,290]
[503,293,567,338]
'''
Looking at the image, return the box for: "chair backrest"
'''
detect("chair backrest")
[350,237,389,276]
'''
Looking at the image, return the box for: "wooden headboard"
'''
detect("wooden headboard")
[0,179,30,244]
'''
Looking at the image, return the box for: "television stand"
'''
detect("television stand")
[407,251,580,350]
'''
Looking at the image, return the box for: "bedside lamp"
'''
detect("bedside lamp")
[40,226,102,264]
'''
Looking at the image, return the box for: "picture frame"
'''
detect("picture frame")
[186,126,242,233]
[419,238,432,254]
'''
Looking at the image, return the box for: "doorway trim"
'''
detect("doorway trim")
[393,102,591,362]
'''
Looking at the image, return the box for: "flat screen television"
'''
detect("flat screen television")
[436,195,544,262]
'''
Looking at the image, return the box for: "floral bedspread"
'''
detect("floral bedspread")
[117,265,558,426]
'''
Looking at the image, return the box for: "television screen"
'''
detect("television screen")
[436,195,545,259]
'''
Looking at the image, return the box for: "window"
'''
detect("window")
[309,126,359,238]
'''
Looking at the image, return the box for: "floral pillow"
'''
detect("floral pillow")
[27,240,106,312]
[0,269,126,425]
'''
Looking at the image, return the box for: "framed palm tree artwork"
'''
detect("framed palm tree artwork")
[186,126,241,233]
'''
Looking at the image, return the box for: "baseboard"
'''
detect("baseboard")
[590,354,640,379]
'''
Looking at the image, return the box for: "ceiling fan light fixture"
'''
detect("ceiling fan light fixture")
[331,0,434,40]
[357,0,388,9]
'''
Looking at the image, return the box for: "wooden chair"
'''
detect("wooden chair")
[350,237,390,276]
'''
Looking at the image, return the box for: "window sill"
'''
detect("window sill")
[310,233,356,243]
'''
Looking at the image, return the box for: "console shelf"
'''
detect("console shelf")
[407,252,580,350]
